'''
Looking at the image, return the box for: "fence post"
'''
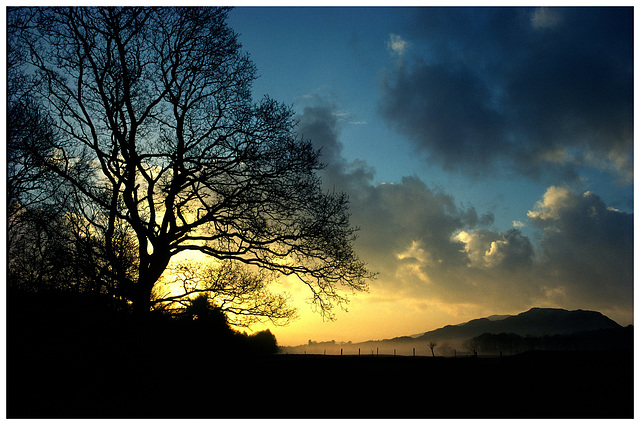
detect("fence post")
[413,348,415,357]
[358,348,360,356]
[377,347,379,356]
[340,348,343,356]
[394,349,396,356]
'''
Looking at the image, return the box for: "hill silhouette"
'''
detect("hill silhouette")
[413,307,621,342]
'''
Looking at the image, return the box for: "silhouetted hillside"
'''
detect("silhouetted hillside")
[415,307,621,342]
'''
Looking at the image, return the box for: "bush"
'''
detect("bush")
[246,329,279,355]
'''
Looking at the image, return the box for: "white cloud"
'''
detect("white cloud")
[527,185,572,221]
[332,109,367,126]
[386,33,409,57]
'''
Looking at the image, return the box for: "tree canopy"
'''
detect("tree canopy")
[8,6,371,320]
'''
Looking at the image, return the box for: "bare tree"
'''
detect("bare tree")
[429,341,437,357]
[7,7,68,240]
[153,260,297,327]
[11,6,372,317]
[462,338,479,356]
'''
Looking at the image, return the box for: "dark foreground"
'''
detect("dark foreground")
[7,290,633,418]
[8,345,633,418]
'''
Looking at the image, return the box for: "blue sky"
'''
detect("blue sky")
[227,7,634,345]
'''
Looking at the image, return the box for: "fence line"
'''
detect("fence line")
[285,346,479,357]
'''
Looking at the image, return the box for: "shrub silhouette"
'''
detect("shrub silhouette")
[176,296,234,352]
[175,295,280,356]
[184,296,229,328]
[247,330,279,355]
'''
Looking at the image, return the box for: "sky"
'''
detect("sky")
[223,6,636,347]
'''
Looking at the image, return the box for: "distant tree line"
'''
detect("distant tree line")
[464,327,632,355]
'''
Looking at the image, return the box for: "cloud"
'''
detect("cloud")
[456,228,534,271]
[351,175,477,272]
[379,7,633,182]
[527,186,633,308]
[484,229,534,270]
[296,100,375,194]
[453,186,633,315]
[379,60,506,174]
[386,33,410,57]
[530,7,562,29]
[297,99,633,323]
[526,185,573,221]
[297,98,488,291]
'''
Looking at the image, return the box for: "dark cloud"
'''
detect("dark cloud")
[296,101,375,194]
[298,104,344,168]
[380,61,506,174]
[380,7,633,181]
[528,186,633,308]
[484,228,535,271]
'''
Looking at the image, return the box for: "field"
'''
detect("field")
[8,346,633,418]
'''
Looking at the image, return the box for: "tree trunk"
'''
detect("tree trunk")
[133,244,171,318]
[132,286,153,318]
[132,268,158,319]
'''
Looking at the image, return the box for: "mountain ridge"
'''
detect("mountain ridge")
[395,307,621,343]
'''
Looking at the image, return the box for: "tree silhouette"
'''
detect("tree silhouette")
[462,337,479,356]
[429,341,437,357]
[153,260,297,327]
[7,8,71,276]
[10,6,372,317]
